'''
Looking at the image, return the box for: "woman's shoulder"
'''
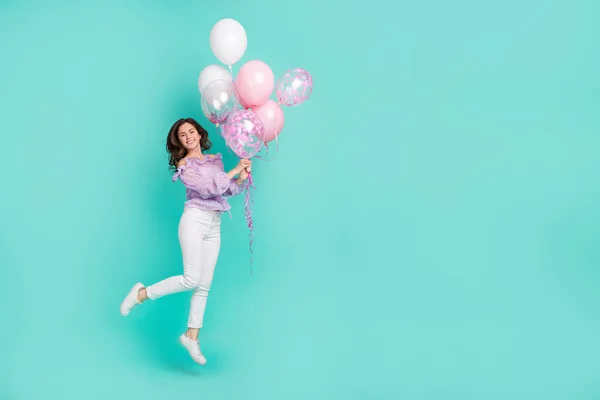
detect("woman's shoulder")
[177,153,222,167]
[206,153,223,162]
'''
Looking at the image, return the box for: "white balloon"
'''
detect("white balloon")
[209,18,247,66]
[198,64,232,93]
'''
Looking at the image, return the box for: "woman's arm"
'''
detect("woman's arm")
[175,158,251,197]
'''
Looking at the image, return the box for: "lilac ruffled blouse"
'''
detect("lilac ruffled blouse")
[172,153,246,212]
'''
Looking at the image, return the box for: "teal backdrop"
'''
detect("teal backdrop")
[1,0,599,398]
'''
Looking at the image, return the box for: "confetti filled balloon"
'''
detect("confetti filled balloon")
[220,109,265,158]
[276,68,313,107]
[200,79,237,126]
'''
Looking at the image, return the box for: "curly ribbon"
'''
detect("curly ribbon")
[244,171,256,273]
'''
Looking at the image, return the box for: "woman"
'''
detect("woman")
[120,117,251,365]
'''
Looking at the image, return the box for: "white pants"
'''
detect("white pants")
[146,208,221,329]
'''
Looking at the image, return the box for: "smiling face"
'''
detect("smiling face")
[177,122,201,151]
[166,118,212,171]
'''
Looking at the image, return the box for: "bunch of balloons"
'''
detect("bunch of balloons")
[198,18,313,158]
[198,18,313,267]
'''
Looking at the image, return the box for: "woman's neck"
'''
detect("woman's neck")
[187,148,203,159]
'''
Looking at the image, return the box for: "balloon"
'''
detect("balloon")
[233,81,246,110]
[209,18,247,66]
[200,79,236,126]
[235,60,274,109]
[220,110,265,158]
[254,100,284,143]
[276,68,313,106]
[198,64,232,93]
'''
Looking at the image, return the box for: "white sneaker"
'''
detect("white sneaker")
[120,282,144,316]
[179,333,207,365]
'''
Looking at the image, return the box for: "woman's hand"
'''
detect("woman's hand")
[238,159,252,183]
[227,159,252,180]
[235,159,251,175]
[239,163,251,181]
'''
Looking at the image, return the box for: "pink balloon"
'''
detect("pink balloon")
[233,81,247,110]
[254,100,284,143]
[235,60,274,109]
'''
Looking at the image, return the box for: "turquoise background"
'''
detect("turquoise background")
[1,0,599,398]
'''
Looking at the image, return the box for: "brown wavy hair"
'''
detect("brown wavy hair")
[166,118,212,171]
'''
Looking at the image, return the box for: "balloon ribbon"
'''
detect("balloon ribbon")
[244,171,256,273]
